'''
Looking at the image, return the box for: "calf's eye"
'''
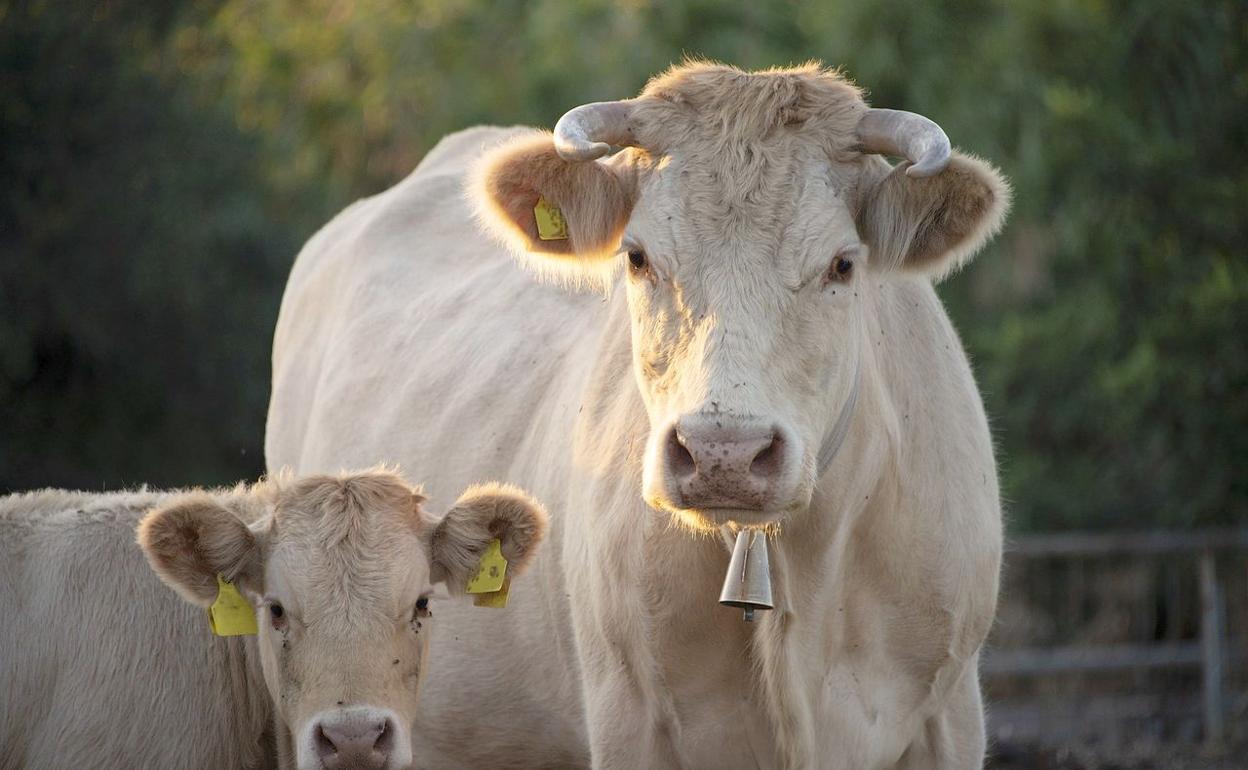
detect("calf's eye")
[413,596,430,621]
[269,602,287,630]
[627,249,647,272]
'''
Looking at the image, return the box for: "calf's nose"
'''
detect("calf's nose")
[313,712,394,770]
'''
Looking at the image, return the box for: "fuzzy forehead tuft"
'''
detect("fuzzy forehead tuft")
[269,468,426,547]
[630,59,867,155]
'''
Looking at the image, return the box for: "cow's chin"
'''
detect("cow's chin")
[645,477,812,534]
[673,505,786,533]
[642,492,791,533]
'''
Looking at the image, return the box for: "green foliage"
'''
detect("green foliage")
[0,0,304,490]
[2,0,1244,529]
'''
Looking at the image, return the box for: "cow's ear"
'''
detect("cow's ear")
[137,493,263,606]
[471,131,635,283]
[856,153,1010,281]
[426,484,548,594]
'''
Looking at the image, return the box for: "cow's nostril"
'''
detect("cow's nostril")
[667,426,696,478]
[749,432,783,478]
[314,724,337,758]
[374,719,394,752]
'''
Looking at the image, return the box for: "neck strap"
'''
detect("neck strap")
[815,363,861,477]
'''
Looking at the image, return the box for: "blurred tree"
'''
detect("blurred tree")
[0,0,307,490]
[2,0,1244,529]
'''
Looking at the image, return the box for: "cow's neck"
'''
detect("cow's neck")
[753,315,893,763]
[579,288,899,768]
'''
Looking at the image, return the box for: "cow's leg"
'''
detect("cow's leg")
[893,665,986,770]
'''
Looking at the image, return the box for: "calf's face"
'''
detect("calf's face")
[138,472,546,770]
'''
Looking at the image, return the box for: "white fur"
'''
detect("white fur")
[0,489,272,769]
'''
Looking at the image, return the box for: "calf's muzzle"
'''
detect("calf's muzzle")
[312,708,397,770]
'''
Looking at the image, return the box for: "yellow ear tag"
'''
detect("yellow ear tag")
[533,197,569,241]
[466,538,508,594]
[208,574,258,637]
[473,576,511,608]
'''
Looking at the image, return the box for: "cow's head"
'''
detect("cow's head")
[474,62,1009,532]
[138,471,546,770]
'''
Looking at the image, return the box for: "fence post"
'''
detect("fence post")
[1199,549,1225,746]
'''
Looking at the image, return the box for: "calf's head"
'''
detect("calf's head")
[138,471,546,770]
[474,61,1009,530]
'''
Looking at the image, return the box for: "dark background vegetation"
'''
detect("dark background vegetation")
[2,0,1245,532]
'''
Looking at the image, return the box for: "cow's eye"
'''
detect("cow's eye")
[627,249,648,273]
[269,602,287,630]
[413,596,430,620]
[826,252,854,284]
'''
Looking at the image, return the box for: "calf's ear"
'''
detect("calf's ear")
[470,131,634,283]
[426,484,548,593]
[856,153,1011,280]
[137,492,263,606]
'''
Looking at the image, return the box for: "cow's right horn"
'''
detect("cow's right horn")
[856,108,952,178]
[553,100,638,162]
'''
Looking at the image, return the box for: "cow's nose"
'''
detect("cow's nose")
[666,417,787,509]
[313,712,394,770]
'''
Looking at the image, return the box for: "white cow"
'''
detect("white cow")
[267,61,1009,769]
[0,471,546,770]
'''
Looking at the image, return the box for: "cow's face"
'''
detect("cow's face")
[474,63,1008,531]
[139,473,546,770]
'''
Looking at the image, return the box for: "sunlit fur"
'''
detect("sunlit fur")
[0,471,546,770]
[272,61,1008,769]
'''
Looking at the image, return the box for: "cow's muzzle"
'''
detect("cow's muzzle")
[662,414,797,513]
[302,706,410,770]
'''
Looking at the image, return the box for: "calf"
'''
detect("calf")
[0,469,546,770]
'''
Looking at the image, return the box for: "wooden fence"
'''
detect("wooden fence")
[982,528,1248,746]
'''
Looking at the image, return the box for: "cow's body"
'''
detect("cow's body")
[267,109,1003,769]
[0,490,272,769]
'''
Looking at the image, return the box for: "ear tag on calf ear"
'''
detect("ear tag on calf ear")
[208,574,258,637]
[473,576,511,608]
[533,197,569,241]
[467,538,511,607]
[466,538,508,594]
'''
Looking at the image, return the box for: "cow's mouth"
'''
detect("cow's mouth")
[667,503,788,534]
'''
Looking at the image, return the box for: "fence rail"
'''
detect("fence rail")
[984,528,1248,746]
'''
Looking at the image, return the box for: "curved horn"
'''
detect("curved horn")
[856,108,952,178]
[553,100,638,162]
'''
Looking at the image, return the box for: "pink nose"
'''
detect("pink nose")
[313,712,394,770]
[666,417,787,509]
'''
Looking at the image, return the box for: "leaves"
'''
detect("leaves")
[2,0,1244,529]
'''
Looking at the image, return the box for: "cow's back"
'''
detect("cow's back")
[266,126,606,493]
[265,127,602,767]
[0,491,269,770]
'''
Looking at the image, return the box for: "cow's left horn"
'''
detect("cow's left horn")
[856,108,952,178]
[553,100,638,162]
